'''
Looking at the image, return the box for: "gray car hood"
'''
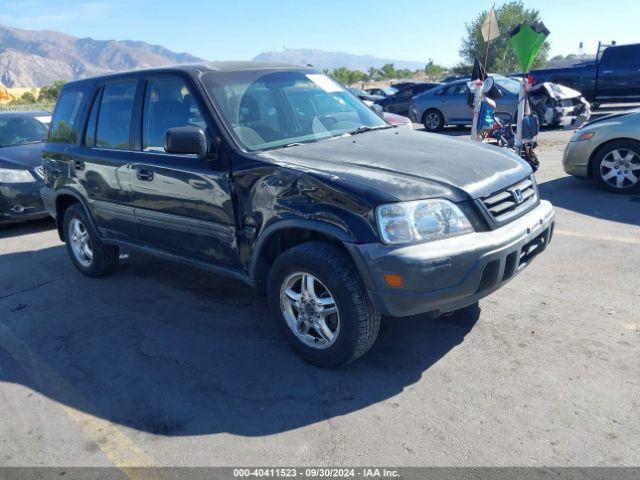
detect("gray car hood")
[261,128,531,201]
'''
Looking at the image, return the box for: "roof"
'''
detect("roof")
[62,61,314,88]
[0,110,51,117]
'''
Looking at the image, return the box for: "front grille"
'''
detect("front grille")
[480,176,538,224]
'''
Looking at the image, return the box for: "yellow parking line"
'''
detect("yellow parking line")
[0,322,160,480]
[555,229,640,245]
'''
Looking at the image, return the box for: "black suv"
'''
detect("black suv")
[41,63,555,367]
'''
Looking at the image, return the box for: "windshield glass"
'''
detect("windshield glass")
[382,87,398,96]
[203,70,387,151]
[0,115,49,148]
[494,76,521,95]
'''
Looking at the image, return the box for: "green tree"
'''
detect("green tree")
[330,67,352,85]
[367,66,380,81]
[459,1,550,74]
[379,63,397,80]
[39,80,66,102]
[424,59,447,81]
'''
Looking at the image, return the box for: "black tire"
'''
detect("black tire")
[267,241,380,368]
[422,109,444,132]
[591,140,640,193]
[63,203,119,277]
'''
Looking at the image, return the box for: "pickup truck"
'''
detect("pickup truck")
[529,43,640,105]
[40,63,555,367]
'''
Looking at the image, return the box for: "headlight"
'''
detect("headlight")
[376,199,474,245]
[0,168,36,183]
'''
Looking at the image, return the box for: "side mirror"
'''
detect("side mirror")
[164,126,209,156]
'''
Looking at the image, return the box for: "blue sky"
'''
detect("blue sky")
[1,0,638,66]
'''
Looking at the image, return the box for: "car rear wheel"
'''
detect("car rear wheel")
[64,203,119,277]
[592,140,640,193]
[423,109,444,132]
[267,241,380,367]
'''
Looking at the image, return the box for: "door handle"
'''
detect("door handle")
[136,169,154,181]
[74,160,85,171]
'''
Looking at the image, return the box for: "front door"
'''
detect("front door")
[598,45,640,101]
[129,75,238,268]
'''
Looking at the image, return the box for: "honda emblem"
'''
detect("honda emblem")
[512,188,524,204]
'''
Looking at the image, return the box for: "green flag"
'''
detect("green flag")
[509,22,550,73]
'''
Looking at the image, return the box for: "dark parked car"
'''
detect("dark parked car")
[347,87,384,106]
[41,64,554,367]
[376,82,440,115]
[529,43,640,105]
[0,111,51,227]
[365,86,398,98]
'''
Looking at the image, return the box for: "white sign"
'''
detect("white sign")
[481,8,500,42]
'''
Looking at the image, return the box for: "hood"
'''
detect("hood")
[583,109,640,128]
[530,82,583,100]
[261,128,531,202]
[0,142,45,170]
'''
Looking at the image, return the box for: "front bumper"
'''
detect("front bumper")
[345,200,555,317]
[0,181,48,225]
[562,139,594,178]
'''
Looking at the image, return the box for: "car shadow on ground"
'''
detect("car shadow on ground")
[0,217,56,239]
[0,245,480,437]
[538,175,640,227]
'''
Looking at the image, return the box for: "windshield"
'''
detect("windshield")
[0,115,49,148]
[494,76,521,95]
[203,70,387,151]
[382,87,398,96]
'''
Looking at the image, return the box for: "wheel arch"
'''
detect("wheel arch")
[54,189,98,242]
[249,220,355,292]
[587,137,640,178]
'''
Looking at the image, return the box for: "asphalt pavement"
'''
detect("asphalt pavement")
[0,127,638,468]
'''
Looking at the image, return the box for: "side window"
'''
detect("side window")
[49,89,84,143]
[84,89,102,147]
[143,77,205,152]
[400,88,414,97]
[95,81,136,150]
[601,46,637,70]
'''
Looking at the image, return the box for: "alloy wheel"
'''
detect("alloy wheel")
[69,218,93,267]
[280,272,340,349]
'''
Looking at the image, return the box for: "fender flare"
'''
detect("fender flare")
[248,219,354,280]
[52,188,100,241]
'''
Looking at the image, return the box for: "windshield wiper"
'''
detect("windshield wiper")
[348,125,394,136]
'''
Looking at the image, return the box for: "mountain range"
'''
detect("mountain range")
[252,49,424,72]
[0,25,425,87]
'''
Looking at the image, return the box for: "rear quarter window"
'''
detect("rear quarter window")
[49,88,85,143]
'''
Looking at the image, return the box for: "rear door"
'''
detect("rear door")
[385,87,415,115]
[71,79,140,242]
[597,45,640,101]
[129,74,238,267]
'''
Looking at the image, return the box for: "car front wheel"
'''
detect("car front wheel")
[267,241,380,367]
[592,140,640,193]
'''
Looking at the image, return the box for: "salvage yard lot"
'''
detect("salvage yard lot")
[1,127,639,467]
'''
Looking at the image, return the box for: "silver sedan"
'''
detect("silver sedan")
[408,76,520,132]
[563,109,640,192]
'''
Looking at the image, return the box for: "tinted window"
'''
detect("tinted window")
[442,84,468,95]
[84,89,102,147]
[95,81,136,150]
[601,45,640,69]
[143,77,205,152]
[49,89,84,143]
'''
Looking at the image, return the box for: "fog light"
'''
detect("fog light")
[10,204,25,213]
[383,274,404,288]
